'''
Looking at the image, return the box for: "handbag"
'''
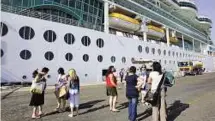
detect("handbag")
[144,73,165,105]
[30,82,43,94]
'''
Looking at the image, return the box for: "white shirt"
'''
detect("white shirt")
[149,71,163,91]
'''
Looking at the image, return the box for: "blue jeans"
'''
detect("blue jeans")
[128,97,138,121]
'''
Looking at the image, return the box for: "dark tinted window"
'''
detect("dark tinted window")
[1,49,4,57]
[44,51,54,61]
[65,53,73,61]
[64,33,75,44]
[19,26,35,40]
[97,55,103,62]
[122,57,126,63]
[158,49,161,55]
[81,36,91,46]
[20,50,32,60]
[145,47,149,54]
[96,38,104,48]
[138,45,142,53]
[152,48,155,54]
[83,54,89,62]
[0,22,8,36]
[163,50,166,56]
[111,56,116,63]
[44,30,57,42]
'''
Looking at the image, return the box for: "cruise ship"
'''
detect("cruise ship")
[1,0,215,85]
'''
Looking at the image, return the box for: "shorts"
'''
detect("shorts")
[106,87,118,96]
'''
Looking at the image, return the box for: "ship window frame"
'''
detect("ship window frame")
[0,22,8,37]
[111,56,116,63]
[81,36,91,46]
[20,49,32,60]
[19,26,35,40]
[44,30,57,43]
[122,57,126,63]
[158,49,161,55]
[145,46,149,54]
[96,38,104,48]
[44,51,54,61]
[64,33,75,45]
[152,48,155,55]
[1,49,4,57]
[163,50,166,56]
[97,55,103,62]
[138,45,142,53]
[83,54,89,62]
[65,53,73,61]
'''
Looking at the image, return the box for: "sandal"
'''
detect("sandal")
[32,115,40,119]
[111,109,119,112]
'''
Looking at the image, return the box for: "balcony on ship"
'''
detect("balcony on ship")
[177,0,197,18]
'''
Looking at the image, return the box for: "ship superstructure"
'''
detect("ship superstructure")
[1,0,215,84]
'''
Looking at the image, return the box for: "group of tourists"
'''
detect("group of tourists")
[106,62,171,121]
[29,67,80,119]
[29,61,173,121]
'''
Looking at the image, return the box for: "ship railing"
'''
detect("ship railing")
[1,4,103,32]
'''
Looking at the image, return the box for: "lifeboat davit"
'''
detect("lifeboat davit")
[147,25,165,39]
[109,13,141,32]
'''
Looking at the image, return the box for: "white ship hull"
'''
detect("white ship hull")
[1,12,215,85]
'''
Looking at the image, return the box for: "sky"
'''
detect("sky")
[195,0,215,42]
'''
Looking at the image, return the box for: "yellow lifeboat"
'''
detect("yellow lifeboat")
[109,13,141,32]
[169,37,179,43]
[147,25,165,39]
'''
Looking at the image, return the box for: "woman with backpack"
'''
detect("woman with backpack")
[147,62,166,121]
[54,67,67,112]
[67,69,80,117]
[29,67,49,119]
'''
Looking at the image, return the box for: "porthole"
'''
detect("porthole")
[22,75,27,79]
[47,75,51,78]
[164,60,167,64]
[81,36,91,46]
[138,45,142,53]
[64,33,75,45]
[83,54,89,62]
[173,61,175,64]
[1,49,4,57]
[145,47,149,54]
[169,60,171,64]
[122,57,126,63]
[176,52,178,57]
[159,60,161,63]
[180,53,182,57]
[158,49,161,55]
[168,51,171,56]
[152,48,155,54]
[44,51,54,61]
[172,52,175,57]
[44,30,56,42]
[20,49,32,60]
[97,55,103,62]
[0,22,8,36]
[96,38,104,48]
[19,26,35,40]
[163,50,166,56]
[65,53,73,61]
[111,56,116,63]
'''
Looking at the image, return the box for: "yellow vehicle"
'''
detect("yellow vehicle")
[178,61,204,75]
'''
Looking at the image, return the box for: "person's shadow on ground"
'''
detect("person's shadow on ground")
[45,99,106,116]
[137,100,189,121]
[167,100,189,121]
